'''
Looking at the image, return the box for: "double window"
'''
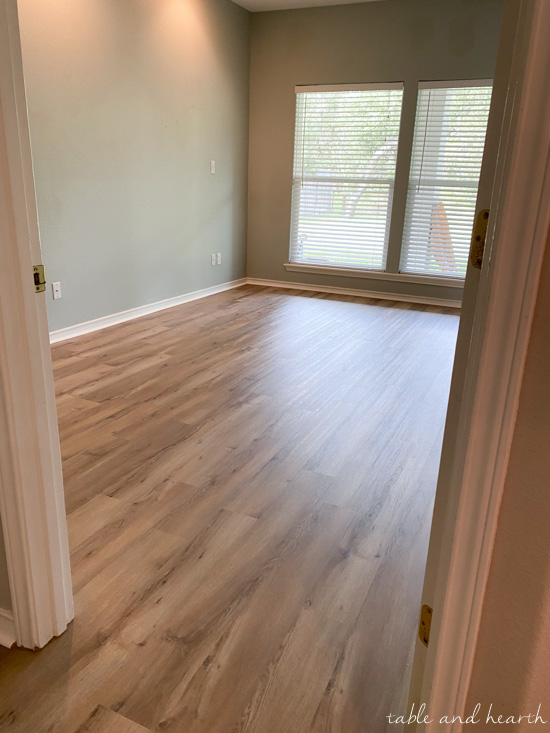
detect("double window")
[289,81,492,280]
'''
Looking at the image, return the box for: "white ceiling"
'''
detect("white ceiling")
[234,0,384,14]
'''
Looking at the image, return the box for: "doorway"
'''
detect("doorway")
[1,2,550,728]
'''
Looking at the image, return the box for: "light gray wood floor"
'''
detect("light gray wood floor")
[0,285,459,732]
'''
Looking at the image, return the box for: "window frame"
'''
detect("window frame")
[285,78,492,290]
[399,79,493,279]
[288,82,404,274]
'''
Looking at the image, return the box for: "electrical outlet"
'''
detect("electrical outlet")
[210,160,216,174]
[52,281,62,299]
[211,254,216,266]
[216,253,222,265]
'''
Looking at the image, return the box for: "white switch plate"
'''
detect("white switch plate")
[211,254,216,266]
[216,253,222,265]
[52,281,62,299]
[210,160,216,174]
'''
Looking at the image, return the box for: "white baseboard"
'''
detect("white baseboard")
[246,277,462,309]
[0,609,16,649]
[49,274,460,343]
[49,278,248,343]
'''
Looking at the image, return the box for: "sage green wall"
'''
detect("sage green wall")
[247,0,503,301]
[18,0,250,333]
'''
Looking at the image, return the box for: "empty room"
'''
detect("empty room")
[1,0,550,732]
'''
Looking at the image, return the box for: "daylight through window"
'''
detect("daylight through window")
[289,84,404,270]
[400,82,493,278]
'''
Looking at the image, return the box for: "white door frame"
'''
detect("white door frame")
[413,0,550,727]
[0,0,73,649]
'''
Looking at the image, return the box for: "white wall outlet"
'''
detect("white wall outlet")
[216,252,222,265]
[210,160,216,174]
[211,253,216,266]
[52,281,62,299]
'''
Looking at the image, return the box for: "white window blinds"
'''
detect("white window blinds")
[400,82,492,278]
[289,84,403,270]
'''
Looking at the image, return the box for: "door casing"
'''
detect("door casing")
[0,0,73,649]
[408,1,550,728]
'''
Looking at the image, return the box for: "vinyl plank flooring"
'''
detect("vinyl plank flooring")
[74,706,152,733]
[0,285,459,732]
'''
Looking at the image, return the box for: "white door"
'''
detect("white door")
[408,0,550,728]
[0,0,73,649]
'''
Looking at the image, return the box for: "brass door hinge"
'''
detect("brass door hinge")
[470,209,490,269]
[33,264,46,293]
[419,604,433,647]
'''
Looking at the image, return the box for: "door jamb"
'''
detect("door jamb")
[0,0,73,649]
[416,0,550,727]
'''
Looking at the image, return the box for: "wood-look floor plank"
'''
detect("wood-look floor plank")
[0,285,459,733]
[74,706,152,733]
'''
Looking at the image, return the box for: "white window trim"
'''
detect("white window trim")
[295,82,404,93]
[284,261,465,288]
[290,79,491,284]
[418,78,493,90]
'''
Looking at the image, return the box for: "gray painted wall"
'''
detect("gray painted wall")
[18,0,251,333]
[0,519,11,611]
[247,0,504,301]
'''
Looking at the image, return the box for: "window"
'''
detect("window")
[400,82,493,278]
[289,84,403,271]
